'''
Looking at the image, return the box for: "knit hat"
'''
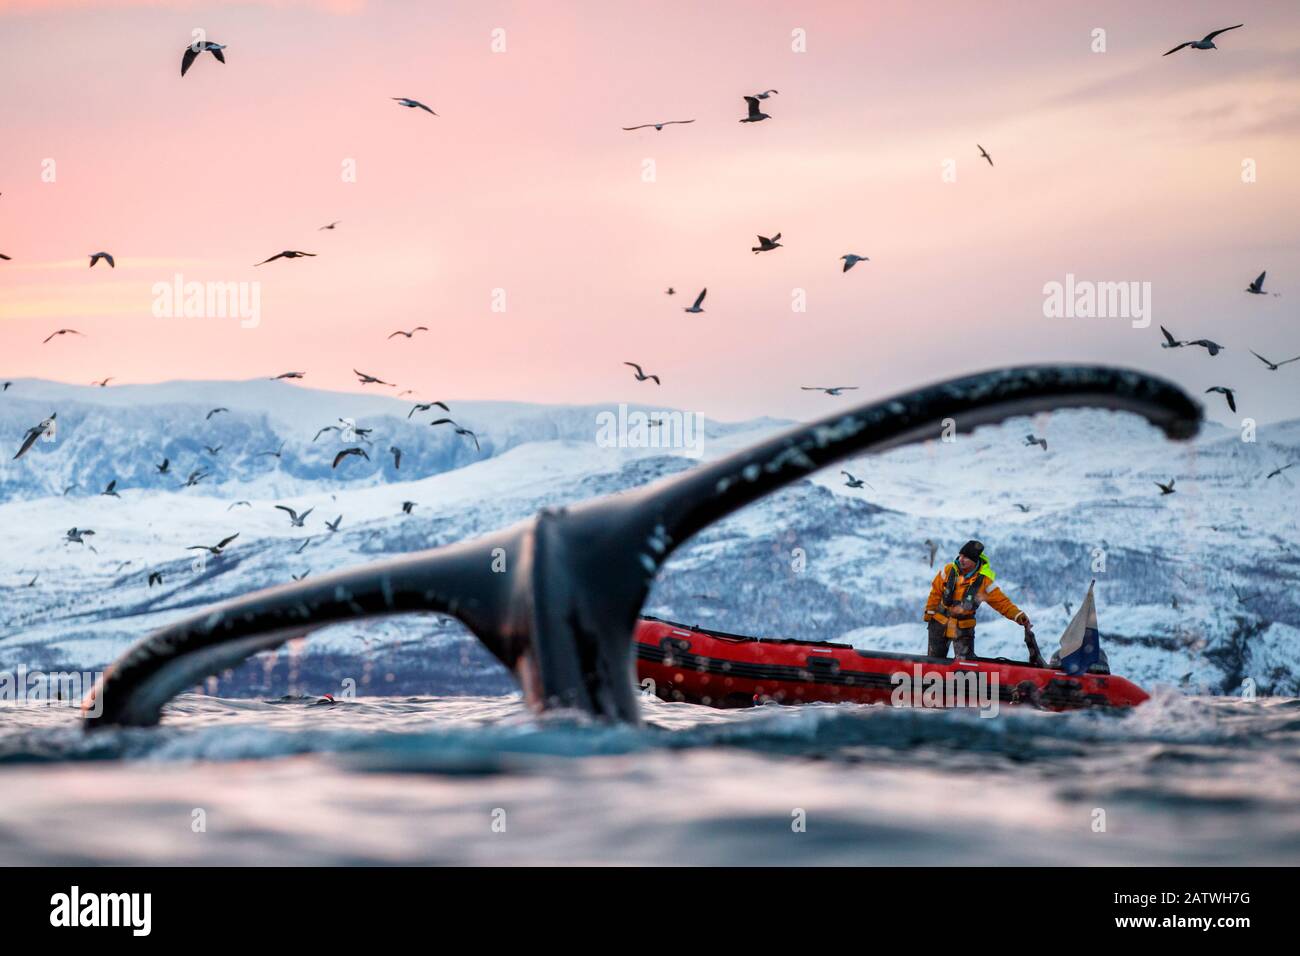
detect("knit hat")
[959,539,985,562]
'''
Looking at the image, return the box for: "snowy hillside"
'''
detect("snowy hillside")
[1,379,1297,699]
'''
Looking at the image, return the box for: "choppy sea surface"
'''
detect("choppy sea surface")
[0,691,1296,865]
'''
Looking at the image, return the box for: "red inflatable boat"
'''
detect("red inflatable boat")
[634,617,1148,711]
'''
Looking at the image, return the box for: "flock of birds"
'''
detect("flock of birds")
[4,21,1297,598]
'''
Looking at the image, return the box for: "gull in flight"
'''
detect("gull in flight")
[924,539,938,568]
[0,253,10,260]
[255,251,315,266]
[101,479,120,498]
[1187,338,1224,356]
[622,119,695,131]
[43,329,84,344]
[408,401,450,419]
[682,288,707,313]
[393,97,437,115]
[1250,350,1300,371]
[801,386,858,396]
[187,533,239,555]
[752,233,782,254]
[1205,386,1237,412]
[752,89,779,100]
[182,469,208,487]
[390,446,402,469]
[275,504,315,527]
[840,471,868,489]
[430,418,480,451]
[156,458,170,474]
[88,252,115,268]
[624,362,660,385]
[332,447,370,468]
[1163,24,1243,56]
[1245,271,1278,296]
[977,145,993,167]
[204,444,222,455]
[1266,463,1296,480]
[401,501,416,515]
[66,528,95,545]
[1155,479,1176,496]
[148,571,164,587]
[1159,325,1185,349]
[227,500,251,510]
[14,413,55,460]
[325,515,343,532]
[388,326,429,339]
[354,369,394,386]
[272,371,304,380]
[91,377,113,387]
[840,254,869,272]
[1024,434,1048,451]
[206,407,228,419]
[319,221,341,230]
[255,441,286,459]
[181,40,226,76]
[740,96,771,123]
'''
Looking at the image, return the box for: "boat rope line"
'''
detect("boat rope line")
[81,365,1200,728]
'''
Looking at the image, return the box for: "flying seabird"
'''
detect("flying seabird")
[387,326,429,339]
[43,329,84,344]
[256,441,286,459]
[1024,434,1048,451]
[254,251,315,266]
[101,479,120,498]
[1013,503,1031,513]
[148,571,164,587]
[325,515,343,532]
[740,96,771,123]
[392,97,437,115]
[1266,463,1295,480]
[204,444,222,455]
[1159,325,1185,349]
[182,469,208,487]
[206,407,228,419]
[1187,339,1224,356]
[621,119,695,131]
[408,401,450,419]
[88,252,115,268]
[13,413,55,460]
[924,539,937,568]
[389,446,402,469]
[65,528,95,545]
[187,533,239,555]
[353,369,394,386]
[291,572,310,582]
[1163,24,1244,56]
[1205,386,1237,412]
[275,504,315,527]
[977,145,993,167]
[1246,271,1269,295]
[753,89,779,99]
[91,377,113,387]
[1250,350,1300,371]
[665,287,675,296]
[683,288,707,313]
[752,233,782,253]
[401,500,416,514]
[840,471,866,489]
[332,447,369,468]
[271,371,304,381]
[624,362,660,384]
[319,221,341,230]
[1155,479,1176,495]
[312,425,340,442]
[801,386,858,396]
[227,500,251,510]
[181,40,226,76]
[840,254,869,272]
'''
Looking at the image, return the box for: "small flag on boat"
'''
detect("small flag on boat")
[1058,581,1102,675]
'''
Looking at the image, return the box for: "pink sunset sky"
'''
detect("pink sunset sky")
[1,0,1297,424]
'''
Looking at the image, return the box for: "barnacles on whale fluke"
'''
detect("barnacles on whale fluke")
[82,365,1201,728]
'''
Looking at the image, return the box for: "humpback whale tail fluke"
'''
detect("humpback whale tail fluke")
[82,365,1201,729]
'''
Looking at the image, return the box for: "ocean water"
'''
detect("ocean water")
[0,691,1296,865]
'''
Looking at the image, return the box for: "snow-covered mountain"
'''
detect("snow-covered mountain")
[2,378,1297,699]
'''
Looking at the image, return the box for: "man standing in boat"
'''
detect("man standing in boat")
[923,539,1030,659]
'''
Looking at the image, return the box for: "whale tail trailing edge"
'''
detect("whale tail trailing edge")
[82,365,1201,728]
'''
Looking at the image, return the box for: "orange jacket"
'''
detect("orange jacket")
[924,562,1025,637]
